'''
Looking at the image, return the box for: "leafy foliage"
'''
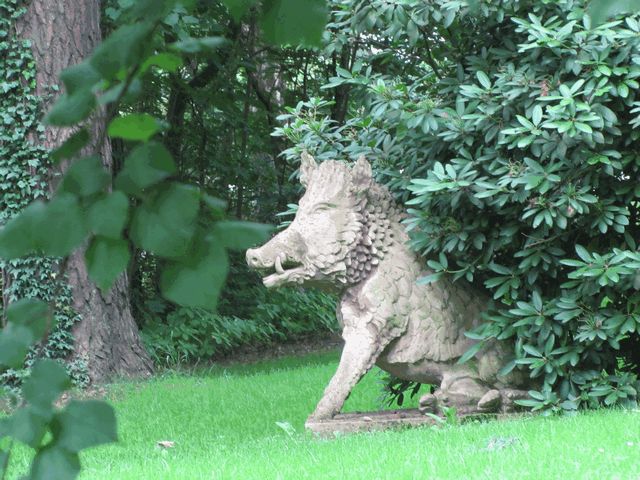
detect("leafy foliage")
[0,302,117,479]
[378,372,426,408]
[141,286,337,367]
[275,0,640,412]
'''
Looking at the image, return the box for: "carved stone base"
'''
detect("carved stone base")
[305,409,438,437]
[305,409,526,437]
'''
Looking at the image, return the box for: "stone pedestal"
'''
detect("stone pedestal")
[305,409,438,437]
[305,409,525,437]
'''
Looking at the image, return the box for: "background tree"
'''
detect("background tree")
[15,0,153,382]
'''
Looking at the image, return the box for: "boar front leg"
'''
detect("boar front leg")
[308,327,390,422]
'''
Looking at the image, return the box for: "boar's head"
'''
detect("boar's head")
[246,152,377,290]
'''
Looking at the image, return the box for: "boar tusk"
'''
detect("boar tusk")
[275,254,285,274]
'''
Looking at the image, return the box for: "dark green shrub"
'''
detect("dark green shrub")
[253,287,338,337]
[141,288,337,366]
[275,0,640,411]
[141,306,275,366]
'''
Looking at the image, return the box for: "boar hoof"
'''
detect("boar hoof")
[418,393,438,414]
[477,389,501,413]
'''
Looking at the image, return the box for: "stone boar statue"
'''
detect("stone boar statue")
[246,153,528,425]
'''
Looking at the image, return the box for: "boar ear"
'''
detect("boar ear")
[299,151,317,188]
[351,155,372,192]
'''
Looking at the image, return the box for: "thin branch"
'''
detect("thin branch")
[521,233,560,248]
[419,29,442,79]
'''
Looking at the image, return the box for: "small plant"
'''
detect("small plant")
[425,406,459,427]
[378,372,425,407]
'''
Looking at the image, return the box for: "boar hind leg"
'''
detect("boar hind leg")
[308,330,389,422]
[420,372,493,416]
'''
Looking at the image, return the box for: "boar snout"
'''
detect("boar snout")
[246,230,312,288]
[246,248,268,269]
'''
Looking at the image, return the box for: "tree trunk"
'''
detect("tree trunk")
[16,0,153,382]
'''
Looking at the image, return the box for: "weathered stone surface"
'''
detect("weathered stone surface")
[305,409,527,437]
[305,409,438,437]
[246,153,530,430]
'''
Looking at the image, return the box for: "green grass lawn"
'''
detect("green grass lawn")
[5,350,640,479]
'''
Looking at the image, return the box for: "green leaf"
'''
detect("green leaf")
[130,183,200,258]
[523,344,543,357]
[59,156,110,197]
[22,360,71,415]
[30,445,80,480]
[516,115,534,130]
[170,36,227,54]
[618,82,630,98]
[39,194,88,256]
[7,298,50,339]
[0,324,32,368]
[211,221,272,250]
[532,291,543,311]
[98,78,143,105]
[4,407,48,448]
[220,0,258,20]
[532,105,543,126]
[87,191,129,239]
[260,0,328,47]
[559,84,572,97]
[416,272,444,284]
[476,71,491,89]
[108,114,163,141]
[90,22,154,79]
[202,194,228,217]
[54,400,118,452]
[575,244,592,262]
[498,360,517,377]
[560,259,585,267]
[575,122,593,134]
[140,52,183,73]
[0,299,52,368]
[44,89,96,126]
[60,61,102,95]
[597,64,612,76]
[514,399,542,408]
[160,236,228,309]
[456,341,483,364]
[115,141,176,194]
[85,237,131,292]
[50,129,90,164]
[0,200,46,260]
